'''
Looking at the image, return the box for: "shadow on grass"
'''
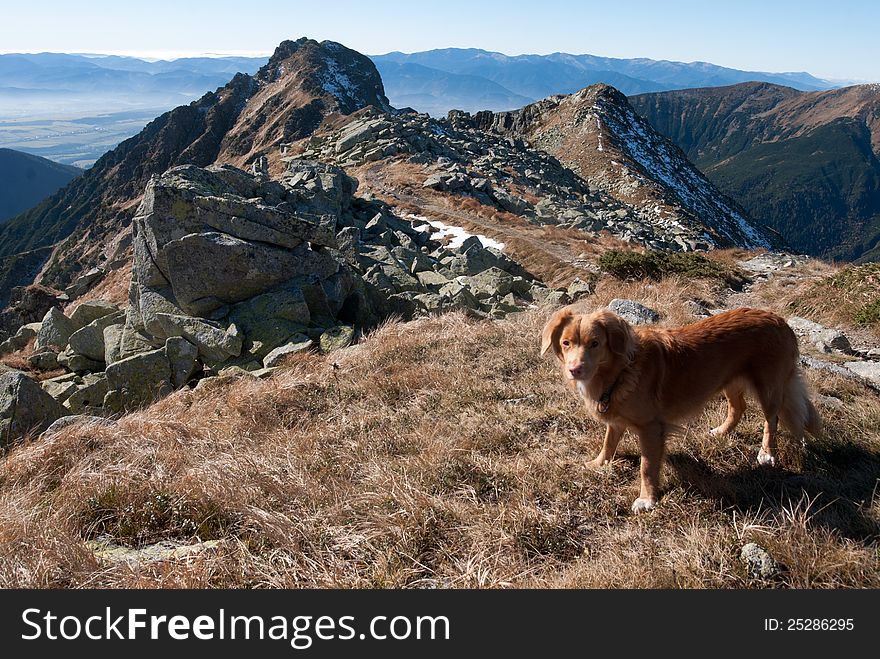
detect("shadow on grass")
[666,442,880,543]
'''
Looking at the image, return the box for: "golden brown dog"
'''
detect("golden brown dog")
[541,305,822,512]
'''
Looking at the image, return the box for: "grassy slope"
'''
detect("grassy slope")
[0,149,80,223]
[2,270,878,588]
[704,119,880,260]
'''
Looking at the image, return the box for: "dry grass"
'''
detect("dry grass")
[2,284,878,588]
[785,263,880,338]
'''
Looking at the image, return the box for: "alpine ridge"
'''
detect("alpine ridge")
[1,38,778,309]
[0,38,391,304]
[461,85,781,251]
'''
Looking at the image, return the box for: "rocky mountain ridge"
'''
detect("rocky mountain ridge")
[0,38,391,305]
[459,85,781,250]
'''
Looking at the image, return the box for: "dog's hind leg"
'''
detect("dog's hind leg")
[710,383,747,437]
[590,424,624,467]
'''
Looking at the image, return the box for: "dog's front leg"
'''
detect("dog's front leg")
[590,424,624,468]
[632,421,665,513]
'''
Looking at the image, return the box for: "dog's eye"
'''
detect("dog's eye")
[589,340,599,348]
[561,339,571,347]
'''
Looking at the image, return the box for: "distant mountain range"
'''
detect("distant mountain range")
[630,82,880,262]
[0,48,840,150]
[0,148,79,223]
[0,52,266,117]
[371,48,840,115]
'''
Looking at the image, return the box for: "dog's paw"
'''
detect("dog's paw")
[631,497,656,513]
[757,449,776,466]
[589,457,609,469]
[709,426,725,437]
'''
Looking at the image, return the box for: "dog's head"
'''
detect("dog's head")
[540,306,635,382]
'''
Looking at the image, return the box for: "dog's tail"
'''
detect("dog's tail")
[779,368,823,440]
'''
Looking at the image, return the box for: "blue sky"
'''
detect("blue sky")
[2,0,878,81]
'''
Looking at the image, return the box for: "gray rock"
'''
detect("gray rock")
[844,361,880,386]
[41,376,79,403]
[67,324,107,363]
[566,278,592,302]
[609,299,660,325]
[35,307,75,350]
[0,322,41,355]
[65,268,104,298]
[740,543,783,580]
[415,270,450,289]
[0,371,66,447]
[57,349,105,374]
[152,314,242,364]
[42,414,113,437]
[103,324,124,365]
[68,300,118,330]
[87,537,222,565]
[788,316,852,353]
[105,348,173,410]
[65,374,110,414]
[28,350,59,371]
[263,335,313,367]
[162,232,325,316]
[319,326,354,353]
[165,336,199,389]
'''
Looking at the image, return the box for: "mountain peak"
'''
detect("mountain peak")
[255,37,391,115]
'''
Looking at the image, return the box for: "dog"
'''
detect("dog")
[541,305,822,513]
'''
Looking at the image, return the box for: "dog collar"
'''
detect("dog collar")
[597,387,613,414]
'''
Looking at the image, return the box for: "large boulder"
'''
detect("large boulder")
[65,374,110,414]
[69,300,118,330]
[105,348,173,411]
[0,372,66,447]
[35,307,75,350]
[67,317,116,363]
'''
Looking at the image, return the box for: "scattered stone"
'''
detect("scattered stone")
[28,350,59,371]
[65,374,110,414]
[87,537,222,564]
[567,278,592,302]
[609,299,660,325]
[843,361,880,387]
[68,300,118,330]
[740,543,784,580]
[816,394,845,411]
[263,335,313,367]
[41,376,80,403]
[0,322,41,355]
[57,349,105,374]
[105,348,173,410]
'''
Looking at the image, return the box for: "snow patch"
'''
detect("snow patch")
[407,214,505,251]
[321,58,356,99]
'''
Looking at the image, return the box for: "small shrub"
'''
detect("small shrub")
[82,486,229,546]
[598,250,744,287]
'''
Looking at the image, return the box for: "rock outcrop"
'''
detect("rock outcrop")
[1,371,66,447]
[11,159,548,416]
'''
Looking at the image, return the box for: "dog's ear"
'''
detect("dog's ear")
[600,311,635,357]
[540,307,574,358]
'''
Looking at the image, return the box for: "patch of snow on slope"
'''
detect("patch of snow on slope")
[596,96,770,249]
[407,214,505,250]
